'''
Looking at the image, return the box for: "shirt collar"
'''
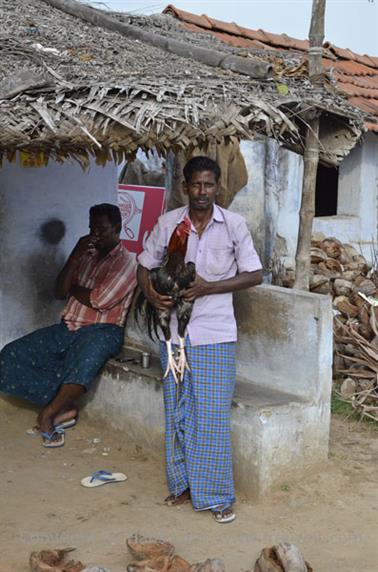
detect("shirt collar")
[89,241,122,259]
[177,204,223,224]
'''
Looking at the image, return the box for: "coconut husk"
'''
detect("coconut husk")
[127,556,172,572]
[353,279,377,297]
[313,262,333,277]
[320,238,342,259]
[310,274,328,288]
[342,270,362,282]
[254,543,313,572]
[29,549,84,572]
[324,258,344,273]
[310,247,327,263]
[312,282,331,294]
[349,292,365,309]
[126,536,175,561]
[333,278,353,297]
[311,232,326,244]
[334,296,360,318]
[189,560,226,572]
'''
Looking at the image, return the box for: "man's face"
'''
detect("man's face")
[184,170,220,212]
[89,214,119,251]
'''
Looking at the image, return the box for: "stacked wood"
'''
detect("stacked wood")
[282,235,378,421]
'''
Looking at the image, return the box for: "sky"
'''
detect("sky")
[86,0,378,55]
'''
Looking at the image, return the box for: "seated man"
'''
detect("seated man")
[0,203,136,447]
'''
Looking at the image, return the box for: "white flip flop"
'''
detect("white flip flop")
[80,470,127,488]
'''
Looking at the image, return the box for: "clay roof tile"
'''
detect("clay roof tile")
[163,5,212,29]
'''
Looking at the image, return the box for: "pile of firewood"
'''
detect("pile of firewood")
[283,236,378,421]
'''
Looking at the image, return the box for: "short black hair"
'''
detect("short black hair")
[183,156,221,183]
[89,203,122,228]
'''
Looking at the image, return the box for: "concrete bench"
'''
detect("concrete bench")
[84,284,333,499]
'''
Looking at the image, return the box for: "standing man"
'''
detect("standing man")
[0,203,136,447]
[137,156,262,523]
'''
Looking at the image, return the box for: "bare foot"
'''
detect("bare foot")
[165,489,191,506]
[37,408,55,436]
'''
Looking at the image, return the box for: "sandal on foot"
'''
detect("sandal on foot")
[41,428,65,448]
[80,470,127,488]
[54,417,77,431]
[27,417,77,435]
[165,489,191,506]
[213,507,236,524]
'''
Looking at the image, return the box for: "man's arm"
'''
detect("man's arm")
[183,270,262,301]
[55,235,93,301]
[137,265,174,310]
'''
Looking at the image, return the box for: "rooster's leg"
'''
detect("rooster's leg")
[163,339,179,384]
[176,336,190,382]
[158,313,179,384]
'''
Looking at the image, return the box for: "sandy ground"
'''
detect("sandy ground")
[0,397,377,572]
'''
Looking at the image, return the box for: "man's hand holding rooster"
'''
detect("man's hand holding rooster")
[182,274,211,301]
[146,280,175,310]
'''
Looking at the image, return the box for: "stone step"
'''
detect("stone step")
[84,350,329,499]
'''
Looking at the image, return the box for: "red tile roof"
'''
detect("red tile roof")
[163,4,378,131]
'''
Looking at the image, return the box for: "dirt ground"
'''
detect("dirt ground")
[0,397,377,572]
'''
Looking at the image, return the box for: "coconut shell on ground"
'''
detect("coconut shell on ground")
[29,549,84,572]
[126,536,175,561]
[254,543,313,572]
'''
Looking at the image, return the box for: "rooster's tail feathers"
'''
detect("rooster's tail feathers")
[134,289,159,341]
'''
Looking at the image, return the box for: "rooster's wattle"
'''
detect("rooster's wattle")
[136,216,195,382]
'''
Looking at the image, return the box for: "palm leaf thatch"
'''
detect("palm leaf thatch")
[0,0,366,167]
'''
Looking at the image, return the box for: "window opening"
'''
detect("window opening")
[315,164,338,217]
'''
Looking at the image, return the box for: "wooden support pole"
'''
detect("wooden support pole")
[294,0,325,289]
[293,118,320,290]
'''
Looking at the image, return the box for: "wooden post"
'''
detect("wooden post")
[294,0,326,290]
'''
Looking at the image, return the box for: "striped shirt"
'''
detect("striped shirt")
[62,242,136,331]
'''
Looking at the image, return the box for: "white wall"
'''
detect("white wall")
[0,156,118,347]
[231,134,377,270]
[313,132,378,259]
[229,139,303,272]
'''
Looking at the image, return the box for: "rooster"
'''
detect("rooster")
[136,216,195,383]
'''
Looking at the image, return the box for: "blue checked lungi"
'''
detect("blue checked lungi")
[0,321,124,406]
[160,338,236,511]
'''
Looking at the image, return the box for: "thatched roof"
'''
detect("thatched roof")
[0,0,367,167]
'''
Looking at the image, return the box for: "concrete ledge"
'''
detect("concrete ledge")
[84,285,332,499]
[84,353,330,499]
[234,284,333,402]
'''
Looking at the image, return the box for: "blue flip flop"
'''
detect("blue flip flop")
[41,427,65,448]
[27,417,77,436]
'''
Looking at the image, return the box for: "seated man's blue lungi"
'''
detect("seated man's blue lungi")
[0,321,123,406]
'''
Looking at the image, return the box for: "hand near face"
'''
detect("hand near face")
[71,235,96,261]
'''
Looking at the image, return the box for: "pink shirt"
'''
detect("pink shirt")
[62,242,137,331]
[138,205,262,346]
